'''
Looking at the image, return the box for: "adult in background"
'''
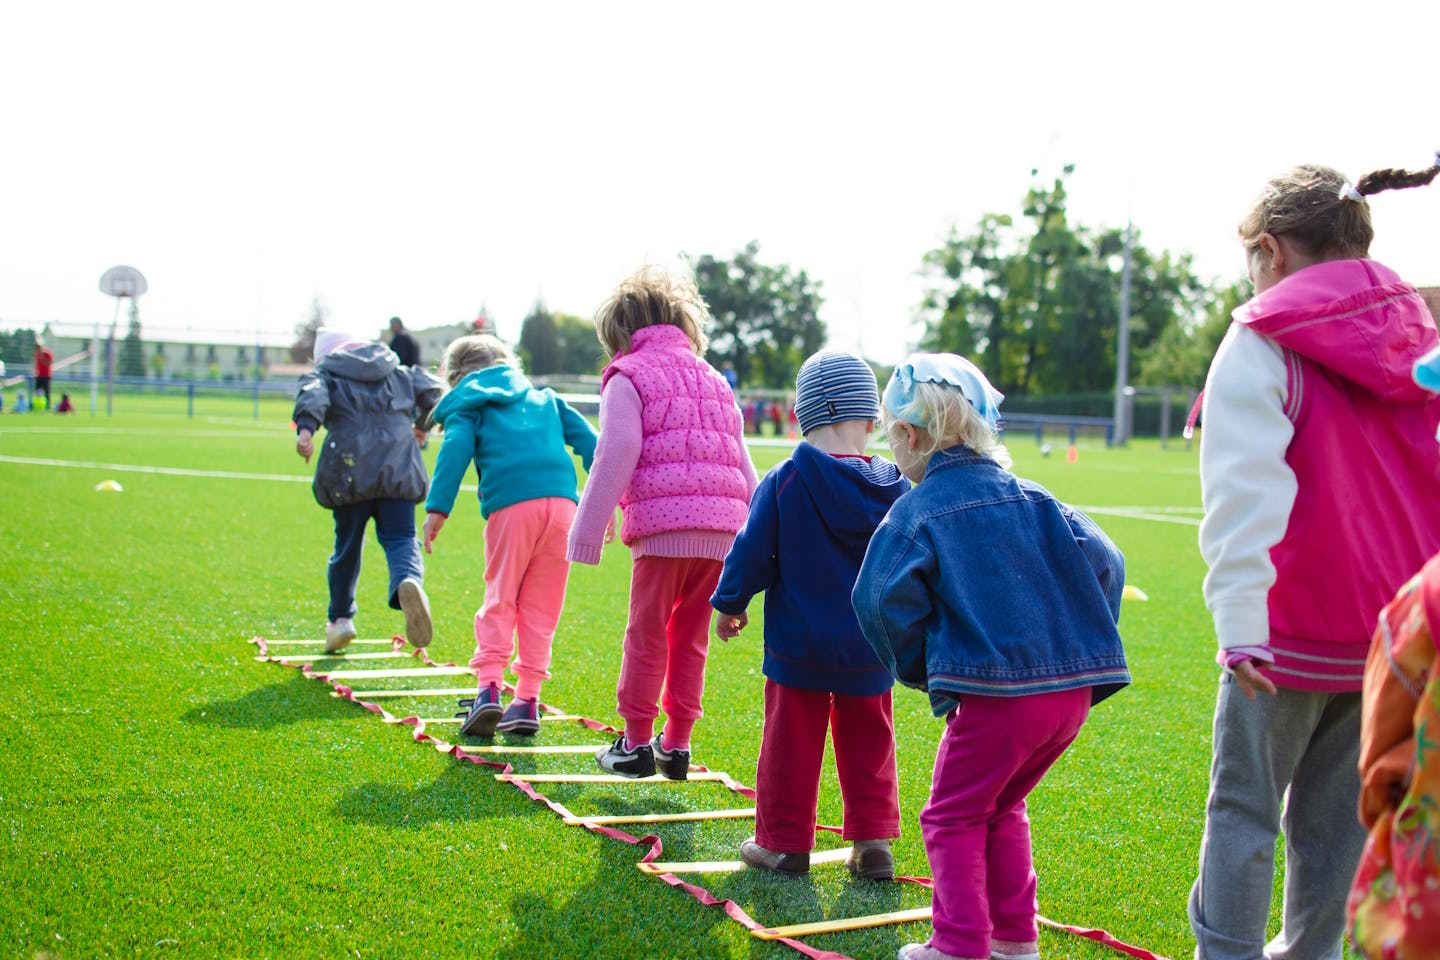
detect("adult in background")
[389,317,420,368]
[33,340,53,410]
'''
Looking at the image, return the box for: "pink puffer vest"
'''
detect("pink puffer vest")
[601,325,751,544]
[1239,259,1440,691]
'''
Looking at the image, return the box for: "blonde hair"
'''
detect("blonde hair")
[594,266,710,358]
[1239,160,1440,259]
[440,334,516,386]
[883,380,1011,470]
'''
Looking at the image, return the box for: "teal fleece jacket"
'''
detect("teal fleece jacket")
[425,365,598,519]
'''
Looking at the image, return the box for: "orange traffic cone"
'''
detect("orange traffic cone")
[1066,445,1079,464]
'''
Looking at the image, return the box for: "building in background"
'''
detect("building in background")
[37,326,283,381]
[379,312,498,370]
[1422,287,1440,322]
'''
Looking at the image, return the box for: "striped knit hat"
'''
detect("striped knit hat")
[793,350,880,435]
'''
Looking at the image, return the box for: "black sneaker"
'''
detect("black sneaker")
[650,735,689,780]
[496,697,540,736]
[458,683,502,737]
[595,736,655,778]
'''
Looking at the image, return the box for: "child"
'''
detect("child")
[1347,347,1440,959]
[568,267,758,779]
[293,328,444,653]
[1190,161,1440,960]
[56,393,74,414]
[712,351,909,880]
[422,334,598,737]
[852,354,1128,960]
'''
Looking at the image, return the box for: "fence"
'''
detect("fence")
[2,371,299,418]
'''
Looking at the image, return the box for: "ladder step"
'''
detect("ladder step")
[318,666,473,680]
[566,807,756,826]
[457,744,608,755]
[339,687,477,699]
[750,906,933,940]
[638,845,851,875]
[262,651,411,663]
[495,772,728,784]
[257,638,397,646]
[416,713,582,724]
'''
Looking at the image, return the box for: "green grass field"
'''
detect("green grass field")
[0,397,1237,959]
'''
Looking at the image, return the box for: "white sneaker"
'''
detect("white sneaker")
[325,617,357,654]
[396,578,432,648]
[990,942,1039,960]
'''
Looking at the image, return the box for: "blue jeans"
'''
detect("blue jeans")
[327,499,424,623]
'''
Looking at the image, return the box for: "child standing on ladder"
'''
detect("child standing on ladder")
[1190,159,1440,960]
[568,267,758,780]
[711,350,909,881]
[293,329,444,654]
[853,354,1129,960]
[423,334,598,737]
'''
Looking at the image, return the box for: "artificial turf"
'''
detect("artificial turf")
[0,396,1272,958]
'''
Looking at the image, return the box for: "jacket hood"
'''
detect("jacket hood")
[431,365,533,422]
[1235,259,1438,404]
[318,341,399,382]
[791,442,908,542]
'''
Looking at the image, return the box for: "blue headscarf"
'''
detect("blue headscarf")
[1414,344,1440,393]
[883,353,1005,432]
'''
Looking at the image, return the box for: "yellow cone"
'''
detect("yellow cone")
[1122,584,1149,602]
[93,479,124,493]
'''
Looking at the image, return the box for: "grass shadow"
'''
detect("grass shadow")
[333,763,541,829]
[180,675,356,729]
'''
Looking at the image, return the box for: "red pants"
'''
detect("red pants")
[754,679,901,853]
[616,556,723,748]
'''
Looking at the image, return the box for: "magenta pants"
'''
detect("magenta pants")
[471,498,576,701]
[922,688,1090,958]
[616,555,723,749]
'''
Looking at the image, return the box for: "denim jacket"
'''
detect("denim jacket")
[852,447,1129,715]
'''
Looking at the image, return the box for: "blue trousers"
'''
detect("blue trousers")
[327,499,424,623]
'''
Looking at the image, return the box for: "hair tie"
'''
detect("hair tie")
[1337,181,1365,203]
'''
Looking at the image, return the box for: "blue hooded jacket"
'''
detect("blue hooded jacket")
[711,442,910,696]
[425,365,598,519]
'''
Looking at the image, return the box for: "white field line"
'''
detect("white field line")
[0,426,285,439]
[1,453,1206,528]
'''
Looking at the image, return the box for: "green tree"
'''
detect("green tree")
[920,166,1210,396]
[1136,279,1248,388]
[118,300,146,378]
[518,302,605,376]
[691,241,826,388]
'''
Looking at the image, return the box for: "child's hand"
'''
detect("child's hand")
[413,425,428,445]
[716,612,748,641]
[296,429,314,462]
[604,509,620,544]
[422,512,446,554]
[1232,659,1277,699]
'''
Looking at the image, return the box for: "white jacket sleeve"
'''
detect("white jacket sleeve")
[1198,322,1297,652]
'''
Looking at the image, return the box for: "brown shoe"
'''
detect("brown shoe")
[847,839,894,880]
[740,838,809,874]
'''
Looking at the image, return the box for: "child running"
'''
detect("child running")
[293,328,444,653]
[1190,160,1440,960]
[711,350,909,880]
[1347,345,1440,959]
[852,354,1128,960]
[422,334,598,737]
[568,267,758,779]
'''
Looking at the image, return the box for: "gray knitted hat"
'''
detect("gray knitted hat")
[793,350,880,435]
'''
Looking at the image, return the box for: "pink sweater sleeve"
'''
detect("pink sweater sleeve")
[567,375,643,564]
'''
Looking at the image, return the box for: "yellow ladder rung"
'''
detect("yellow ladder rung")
[565,807,756,826]
[261,651,412,662]
[638,845,852,875]
[318,666,473,680]
[338,687,478,699]
[257,638,397,646]
[457,744,608,755]
[495,772,728,784]
[751,906,933,940]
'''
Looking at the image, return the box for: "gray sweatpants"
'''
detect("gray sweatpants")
[1188,674,1364,960]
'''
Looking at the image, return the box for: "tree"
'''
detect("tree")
[118,300,146,378]
[518,301,606,376]
[919,166,1211,396]
[0,328,38,367]
[691,241,826,388]
[290,296,330,362]
[1136,279,1248,389]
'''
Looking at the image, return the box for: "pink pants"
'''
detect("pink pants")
[922,688,1091,959]
[471,497,575,702]
[755,679,900,852]
[616,555,723,750]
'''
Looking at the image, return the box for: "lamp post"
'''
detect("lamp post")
[1111,223,1133,445]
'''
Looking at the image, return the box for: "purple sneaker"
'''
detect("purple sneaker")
[458,684,502,737]
[496,697,540,736]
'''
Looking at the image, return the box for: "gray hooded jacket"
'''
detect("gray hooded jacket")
[292,342,445,509]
